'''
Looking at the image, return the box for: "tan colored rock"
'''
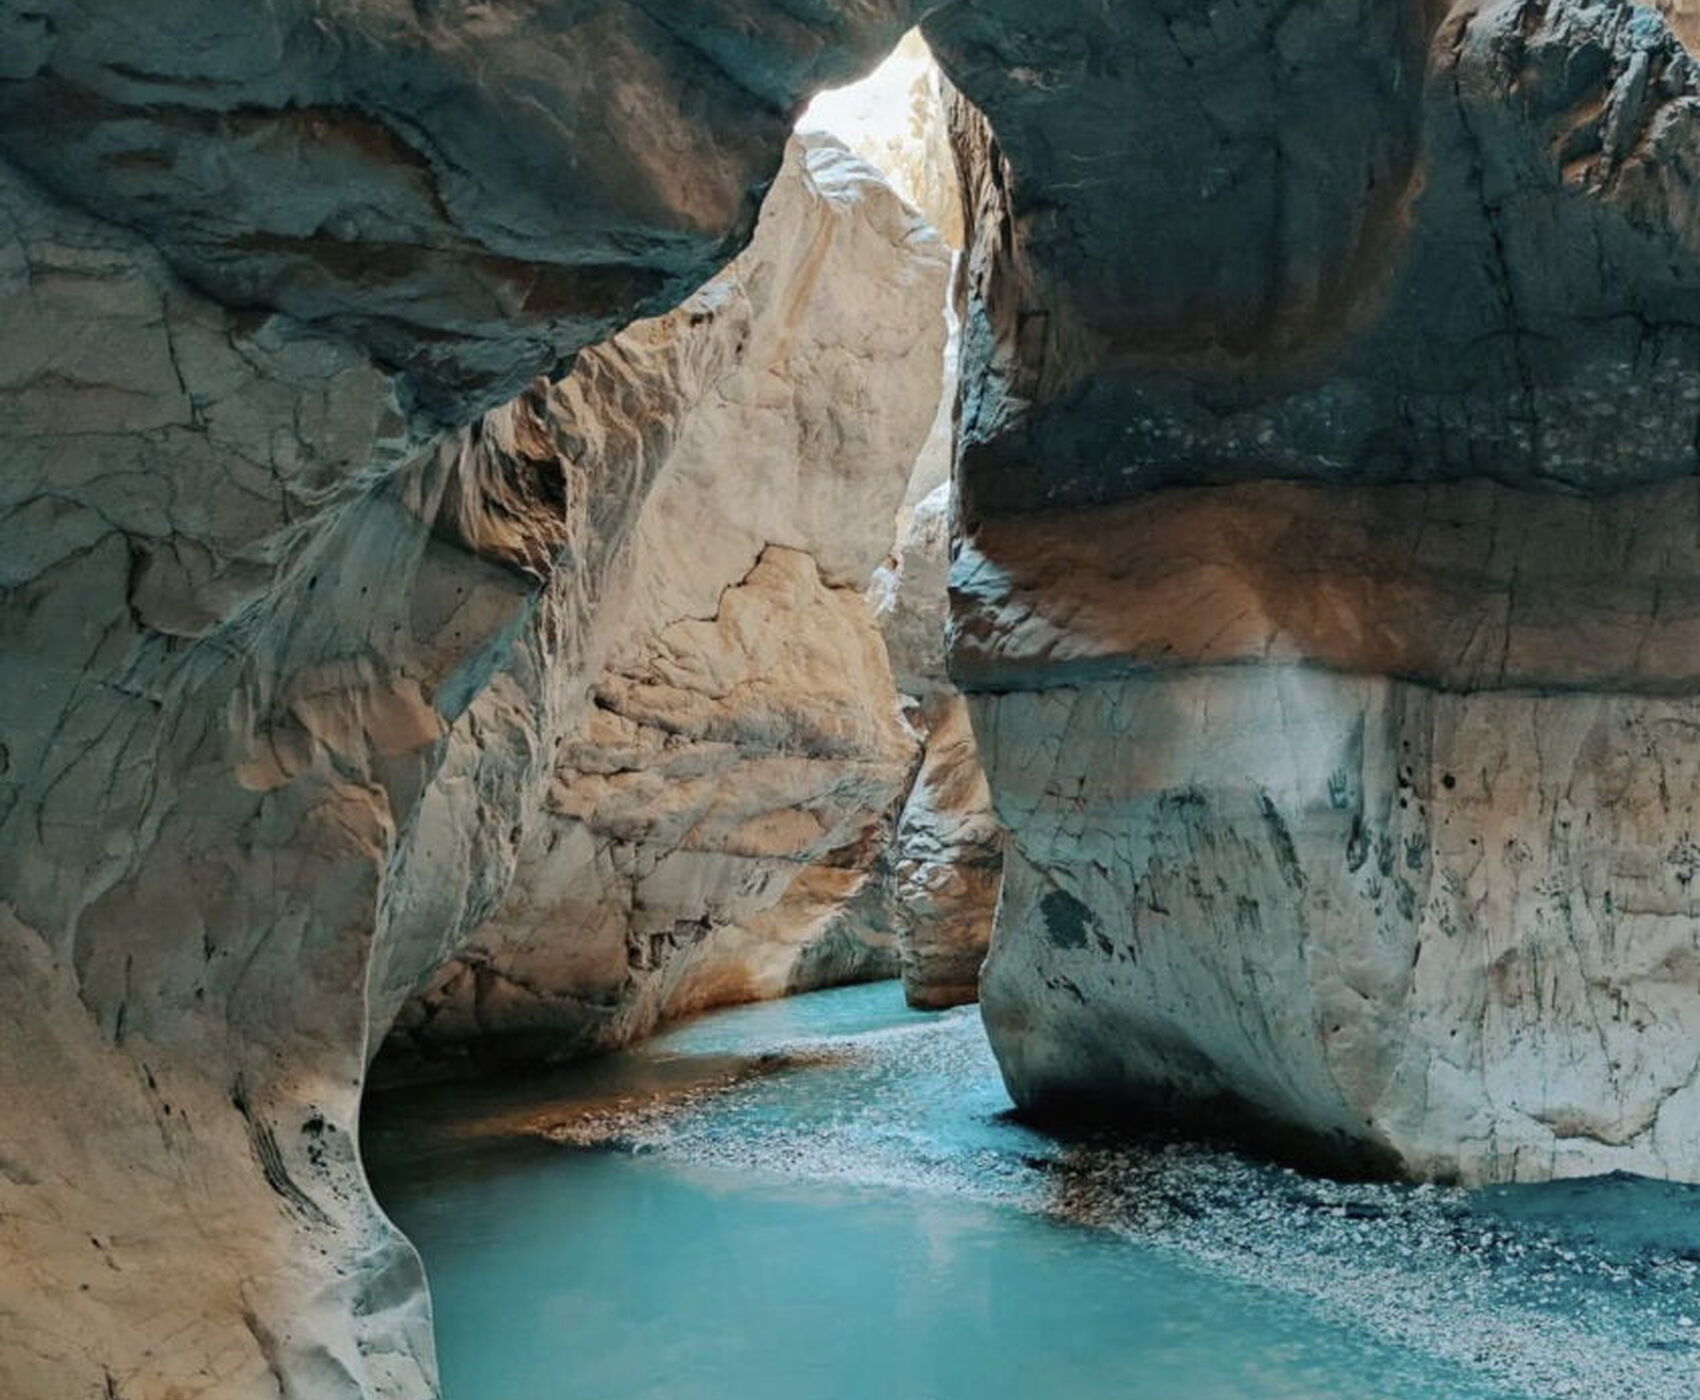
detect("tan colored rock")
[0,123,947,1398]
[930,0,1700,1183]
[973,661,1700,1184]
[958,477,1700,1181]
[394,545,918,1064]
[384,136,950,1071]
[0,153,440,1400]
[800,29,965,249]
[892,693,1002,1010]
[869,475,1004,1010]
[0,9,979,1395]
[874,481,955,698]
[952,480,1700,695]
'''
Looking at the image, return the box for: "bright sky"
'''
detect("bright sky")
[797,30,935,162]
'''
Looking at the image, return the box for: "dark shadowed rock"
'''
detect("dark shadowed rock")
[928,0,1700,516]
[0,0,934,419]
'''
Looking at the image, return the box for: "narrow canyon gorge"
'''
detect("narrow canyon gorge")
[4,3,1700,1399]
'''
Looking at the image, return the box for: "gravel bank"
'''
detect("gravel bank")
[535,1000,1700,1400]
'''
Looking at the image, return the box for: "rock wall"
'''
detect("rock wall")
[0,151,442,1400]
[0,10,945,1394]
[0,135,759,1392]
[0,0,932,419]
[379,137,947,1075]
[873,478,1004,1010]
[928,0,1700,1182]
[889,689,1003,1010]
[799,29,965,249]
[17,13,1700,1400]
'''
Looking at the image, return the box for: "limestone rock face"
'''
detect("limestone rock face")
[0,97,940,1400]
[926,0,1700,516]
[932,0,1700,1182]
[800,29,965,249]
[872,479,1004,1010]
[382,135,949,1070]
[0,153,442,1400]
[0,0,932,419]
[889,691,1002,1010]
[392,546,918,1065]
[0,127,744,1390]
[875,480,955,699]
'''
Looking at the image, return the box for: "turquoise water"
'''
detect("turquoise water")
[365,983,1531,1400]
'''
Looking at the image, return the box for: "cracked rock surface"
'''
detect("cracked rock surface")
[0,0,933,420]
[0,105,943,1400]
[933,0,1700,1182]
[873,476,1004,1011]
[378,135,949,1075]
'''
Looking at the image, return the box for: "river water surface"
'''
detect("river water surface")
[365,983,1696,1400]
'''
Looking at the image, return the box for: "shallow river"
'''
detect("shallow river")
[365,982,1698,1400]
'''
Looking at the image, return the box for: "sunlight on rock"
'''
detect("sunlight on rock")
[798,31,963,247]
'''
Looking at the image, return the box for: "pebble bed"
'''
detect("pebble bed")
[535,1002,1700,1400]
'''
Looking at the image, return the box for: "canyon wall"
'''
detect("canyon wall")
[12,6,1700,1397]
[0,0,929,419]
[383,138,949,1074]
[0,9,941,1396]
[926,0,1700,1182]
[873,478,1004,1010]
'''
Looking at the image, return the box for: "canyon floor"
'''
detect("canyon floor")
[364,983,1700,1400]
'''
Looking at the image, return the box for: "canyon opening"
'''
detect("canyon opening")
[4,6,1700,1400]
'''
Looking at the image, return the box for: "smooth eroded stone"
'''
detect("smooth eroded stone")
[974,662,1700,1184]
[0,119,944,1400]
[935,0,1700,1182]
[892,692,1003,1011]
[873,476,1005,1010]
[0,0,934,419]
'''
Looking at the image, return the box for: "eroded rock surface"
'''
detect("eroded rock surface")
[1,121,785,1386]
[0,0,932,419]
[888,690,1002,1010]
[381,135,949,1071]
[873,480,1003,1011]
[0,40,941,1400]
[931,0,1700,1181]
[0,147,465,1400]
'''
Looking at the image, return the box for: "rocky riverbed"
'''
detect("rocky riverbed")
[368,982,1700,1400]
